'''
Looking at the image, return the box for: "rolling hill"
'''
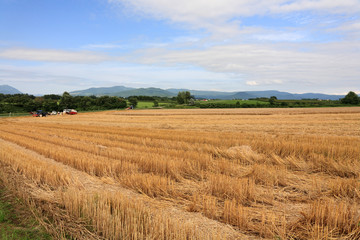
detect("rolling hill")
[70,86,345,100]
[110,88,176,98]
[0,85,22,94]
[70,86,134,96]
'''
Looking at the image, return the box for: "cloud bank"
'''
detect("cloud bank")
[0,48,109,63]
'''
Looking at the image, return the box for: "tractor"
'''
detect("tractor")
[31,110,47,117]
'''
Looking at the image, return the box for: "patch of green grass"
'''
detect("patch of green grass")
[0,188,52,240]
[0,226,51,240]
[0,201,9,222]
[136,101,155,108]
[0,113,30,118]
[200,99,268,105]
[134,101,178,109]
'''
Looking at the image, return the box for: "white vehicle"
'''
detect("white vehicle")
[63,109,77,115]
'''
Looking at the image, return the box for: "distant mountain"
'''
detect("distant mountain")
[226,92,257,100]
[111,88,176,98]
[70,86,135,96]
[69,86,345,100]
[167,89,234,99]
[167,89,298,99]
[167,88,344,100]
[244,90,295,99]
[166,88,190,94]
[172,89,344,100]
[0,85,22,94]
[293,93,344,100]
[71,86,175,98]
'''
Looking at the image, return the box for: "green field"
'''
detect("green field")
[195,99,271,108]
[133,101,182,109]
[133,100,270,109]
[198,99,269,105]
[0,113,30,118]
[135,101,156,108]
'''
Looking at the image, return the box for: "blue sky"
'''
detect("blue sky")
[0,0,359,95]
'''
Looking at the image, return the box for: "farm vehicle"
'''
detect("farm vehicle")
[31,109,78,117]
[31,110,47,117]
[63,109,77,115]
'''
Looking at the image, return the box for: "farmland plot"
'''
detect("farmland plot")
[0,107,359,239]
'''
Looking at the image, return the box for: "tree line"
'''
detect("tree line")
[0,91,358,113]
[0,92,127,113]
[195,91,360,108]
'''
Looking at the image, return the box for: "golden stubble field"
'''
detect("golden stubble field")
[0,107,359,239]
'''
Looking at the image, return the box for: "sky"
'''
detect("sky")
[0,0,359,95]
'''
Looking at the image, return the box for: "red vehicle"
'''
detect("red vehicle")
[63,109,77,115]
[31,110,47,117]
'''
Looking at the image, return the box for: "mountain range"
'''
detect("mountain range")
[70,86,345,100]
[0,84,349,100]
[71,86,175,98]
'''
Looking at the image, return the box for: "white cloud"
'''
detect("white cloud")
[253,32,305,42]
[105,0,360,92]
[108,0,360,44]
[271,0,360,14]
[82,43,125,49]
[110,0,360,28]
[330,20,360,39]
[342,21,360,31]
[246,81,258,86]
[0,48,109,63]
[124,40,360,90]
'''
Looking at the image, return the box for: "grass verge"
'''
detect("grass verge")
[0,186,51,240]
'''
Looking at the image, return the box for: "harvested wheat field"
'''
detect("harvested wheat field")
[0,107,360,239]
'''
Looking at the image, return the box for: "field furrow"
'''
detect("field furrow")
[0,138,244,239]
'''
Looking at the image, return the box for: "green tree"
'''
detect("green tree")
[42,99,58,111]
[188,98,195,106]
[113,97,127,109]
[34,97,45,109]
[23,100,37,112]
[269,96,277,105]
[43,94,61,100]
[75,96,94,110]
[153,100,159,107]
[128,96,138,108]
[176,92,185,104]
[280,102,288,107]
[60,92,74,108]
[341,91,359,105]
[176,91,192,104]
